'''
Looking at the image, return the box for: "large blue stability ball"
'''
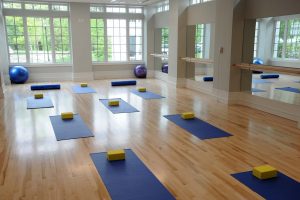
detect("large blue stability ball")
[134,64,147,78]
[253,58,264,65]
[162,63,168,74]
[9,65,29,84]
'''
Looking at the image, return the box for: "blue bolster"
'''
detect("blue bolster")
[111,80,137,86]
[31,84,61,90]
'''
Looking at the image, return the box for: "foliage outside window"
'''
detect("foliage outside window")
[161,28,169,55]
[195,24,205,59]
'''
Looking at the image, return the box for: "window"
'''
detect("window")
[5,16,26,63]
[106,7,126,13]
[190,0,213,5]
[129,19,143,61]
[3,2,22,9]
[161,28,169,55]
[195,24,205,58]
[273,18,300,59]
[129,7,143,14]
[27,17,52,63]
[157,1,169,13]
[53,18,71,63]
[90,5,104,13]
[91,19,105,62]
[52,4,68,11]
[107,19,127,61]
[254,21,260,58]
[25,3,49,10]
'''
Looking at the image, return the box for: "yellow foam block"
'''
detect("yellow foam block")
[138,87,147,92]
[80,83,88,87]
[253,165,277,180]
[181,112,195,120]
[61,112,74,120]
[108,100,119,106]
[34,93,43,99]
[107,149,126,161]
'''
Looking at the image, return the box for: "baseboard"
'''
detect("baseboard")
[94,70,136,80]
[73,72,94,81]
[28,72,72,82]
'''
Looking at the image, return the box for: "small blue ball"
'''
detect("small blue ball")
[253,58,264,65]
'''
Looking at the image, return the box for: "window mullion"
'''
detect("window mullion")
[50,17,55,63]
[23,16,30,64]
[283,20,288,59]
[104,19,108,62]
[126,19,130,62]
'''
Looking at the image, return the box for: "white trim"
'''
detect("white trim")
[92,61,144,66]
[72,72,94,81]
[28,72,72,82]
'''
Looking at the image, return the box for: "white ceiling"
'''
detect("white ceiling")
[18,0,163,6]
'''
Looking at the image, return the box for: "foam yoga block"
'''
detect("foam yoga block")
[34,93,43,99]
[138,87,146,92]
[181,112,195,120]
[107,150,126,161]
[31,84,61,90]
[61,112,74,120]
[253,165,277,180]
[109,100,119,106]
[203,77,213,82]
[80,83,88,87]
[260,74,279,79]
[111,80,137,86]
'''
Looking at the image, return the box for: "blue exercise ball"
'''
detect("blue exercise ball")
[253,58,264,65]
[134,64,147,78]
[162,63,168,74]
[9,65,29,84]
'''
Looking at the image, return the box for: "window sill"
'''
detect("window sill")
[270,58,300,63]
[11,63,72,68]
[92,61,144,66]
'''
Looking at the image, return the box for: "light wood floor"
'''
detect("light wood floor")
[0,79,300,200]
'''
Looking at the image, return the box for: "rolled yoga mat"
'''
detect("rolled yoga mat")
[111,80,137,86]
[203,77,213,82]
[90,149,175,200]
[27,96,54,109]
[260,74,279,79]
[31,84,61,90]
[131,90,165,100]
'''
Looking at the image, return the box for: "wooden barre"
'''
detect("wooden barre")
[150,54,169,59]
[181,57,214,64]
[233,63,300,76]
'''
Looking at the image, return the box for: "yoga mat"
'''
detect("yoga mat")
[203,77,214,82]
[232,171,300,200]
[31,84,61,90]
[164,114,232,140]
[90,149,175,200]
[275,87,300,94]
[252,79,272,84]
[252,88,266,93]
[72,86,96,94]
[99,98,139,114]
[261,74,280,79]
[27,96,54,109]
[111,80,137,86]
[50,114,94,141]
[131,90,165,99]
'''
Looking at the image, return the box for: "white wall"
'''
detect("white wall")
[187,0,216,25]
[0,1,8,95]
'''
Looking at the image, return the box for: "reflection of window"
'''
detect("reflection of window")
[53,18,71,63]
[106,7,126,13]
[273,19,300,59]
[91,19,105,62]
[161,28,169,55]
[195,24,205,59]
[157,1,169,13]
[107,19,127,61]
[25,3,49,10]
[129,19,143,61]
[5,16,26,63]
[52,4,68,11]
[129,7,143,13]
[190,0,213,5]
[254,21,260,58]
[3,2,22,9]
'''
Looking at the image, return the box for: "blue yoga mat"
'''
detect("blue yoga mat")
[261,74,280,79]
[31,84,61,90]
[275,87,300,94]
[252,88,266,93]
[50,114,94,141]
[90,149,175,200]
[164,114,232,140]
[100,98,139,114]
[252,79,272,84]
[131,90,165,99]
[111,80,137,86]
[72,86,96,94]
[27,96,54,109]
[232,171,300,200]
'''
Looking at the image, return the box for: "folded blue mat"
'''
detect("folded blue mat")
[203,77,213,82]
[164,114,232,140]
[100,98,139,114]
[50,114,94,141]
[232,171,300,200]
[260,74,280,79]
[72,86,96,94]
[31,84,61,90]
[252,88,266,93]
[252,79,272,84]
[131,90,165,99]
[27,96,54,109]
[90,149,175,200]
[275,87,300,94]
[111,80,137,86]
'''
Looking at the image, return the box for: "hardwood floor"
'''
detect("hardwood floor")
[0,79,299,200]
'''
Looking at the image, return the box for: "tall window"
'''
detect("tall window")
[273,18,300,59]
[161,28,169,55]
[53,18,71,63]
[129,19,143,61]
[253,21,260,58]
[195,24,205,58]
[91,19,105,62]
[190,0,214,5]
[107,19,127,61]
[5,16,26,63]
[157,1,169,13]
